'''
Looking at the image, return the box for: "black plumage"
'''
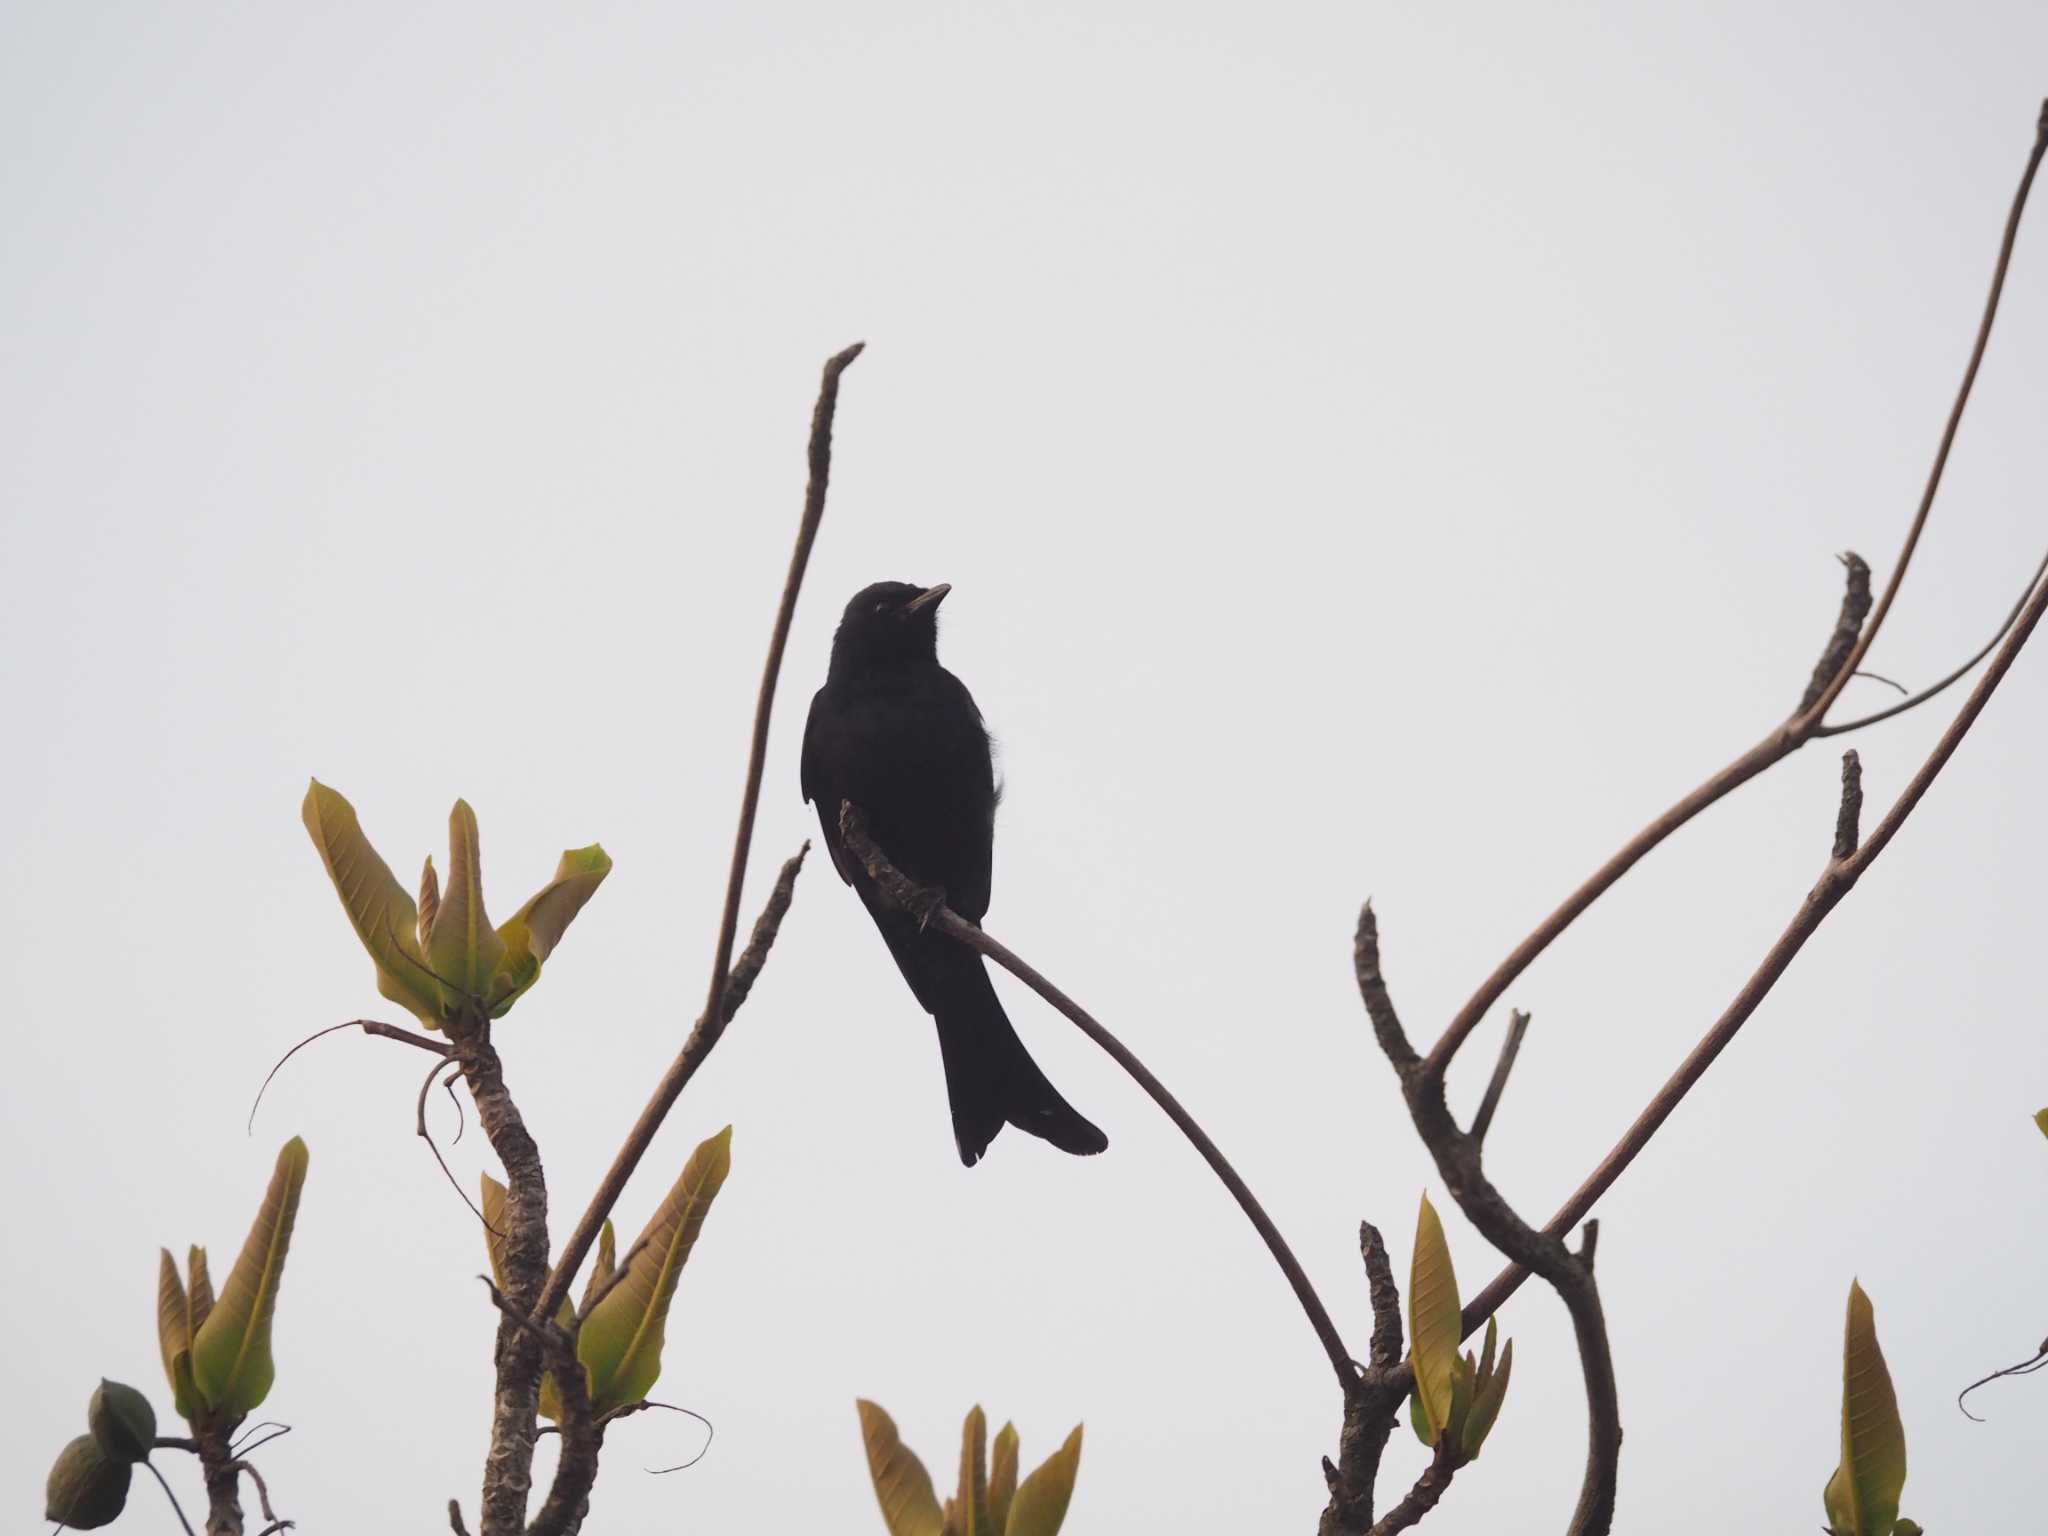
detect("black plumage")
[801,580,1108,1166]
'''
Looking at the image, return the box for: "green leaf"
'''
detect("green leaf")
[88,1379,157,1462]
[2035,1107,2048,1140]
[1004,1424,1082,1536]
[988,1422,1019,1533]
[953,1406,990,1536]
[426,799,504,1001]
[1892,1521,1924,1535]
[1445,1352,1474,1450]
[302,780,443,1026]
[1408,1192,1462,1444]
[489,844,612,1015]
[187,1246,214,1333]
[1827,1280,1907,1536]
[857,1400,945,1536]
[418,856,441,950]
[190,1137,310,1417]
[170,1349,201,1426]
[579,1126,732,1415]
[46,1433,132,1529]
[157,1248,190,1400]
[1409,1385,1434,1447]
[1463,1335,1513,1459]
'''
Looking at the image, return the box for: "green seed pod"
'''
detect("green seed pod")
[88,1378,158,1462]
[45,1433,133,1529]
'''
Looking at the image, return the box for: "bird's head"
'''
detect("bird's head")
[828,580,952,674]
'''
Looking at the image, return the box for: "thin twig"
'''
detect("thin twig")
[536,342,859,1327]
[247,1018,446,1132]
[227,1426,292,1460]
[449,1499,471,1536]
[418,1053,494,1234]
[1367,1438,1459,1536]
[1418,103,2048,1091]
[1832,751,1863,861]
[1460,552,2048,1338]
[140,1458,198,1536]
[1468,1010,1530,1148]
[1802,99,2048,724]
[839,800,1359,1396]
[1821,546,2048,736]
[1958,1341,2048,1421]
[231,1460,282,1524]
[1850,670,1910,696]
[227,1422,289,1457]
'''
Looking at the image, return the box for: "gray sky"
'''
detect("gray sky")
[5,3,2046,1530]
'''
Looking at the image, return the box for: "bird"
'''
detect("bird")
[801,579,1109,1166]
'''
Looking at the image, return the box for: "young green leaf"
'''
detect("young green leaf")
[426,800,504,1000]
[1408,1193,1462,1444]
[45,1433,132,1529]
[1825,1280,1907,1536]
[1004,1424,1082,1536]
[156,1248,189,1399]
[953,1405,991,1536]
[578,1219,618,1314]
[489,844,613,1015]
[579,1126,732,1415]
[190,1137,310,1417]
[988,1422,1019,1533]
[2035,1107,2048,1140]
[1463,1335,1513,1459]
[186,1245,214,1333]
[302,780,443,1026]
[857,1400,945,1536]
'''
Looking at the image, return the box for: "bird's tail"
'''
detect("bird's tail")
[931,949,1108,1167]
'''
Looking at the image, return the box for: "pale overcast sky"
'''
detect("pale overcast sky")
[5,4,2046,1531]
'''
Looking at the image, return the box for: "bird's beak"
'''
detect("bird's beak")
[902,583,952,616]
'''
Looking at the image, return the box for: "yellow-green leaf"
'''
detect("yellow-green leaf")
[190,1137,309,1417]
[858,1399,945,1536]
[988,1422,1019,1533]
[170,1349,201,1426]
[953,1405,990,1536]
[156,1249,189,1399]
[2035,1107,2048,1140]
[578,1219,618,1314]
[1004,1424,1081,1536]
[1463,1334,1513,1459]
[1408,1192,1462,1443]
[302,780,443,1026]
[579,1126,731,1415]
[1827,1280,1907,1536]
[426,799,503,1001]
[418,856,441,950]
[187,1245,214,1333]
[489,844,613,1016]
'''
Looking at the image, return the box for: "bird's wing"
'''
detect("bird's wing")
[800,687,861,889]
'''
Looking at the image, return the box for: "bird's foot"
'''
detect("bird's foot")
[912,883,948,933]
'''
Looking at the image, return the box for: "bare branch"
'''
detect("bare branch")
[1367,1439,1459,1535]
[448,1502,471,1536]
[1468,1010,1531,1148]
[537,841,810,1325]
[535,344,857,1334]
[1802,99,2048,725]
[1318,1223,1409,1536]
[1797,552,1874,713]
[1832,751,1863,861]
[1821,546,2048,736]
[840,799,1360,1397]
[1462,552,2048,1339]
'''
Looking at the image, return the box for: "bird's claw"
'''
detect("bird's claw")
[913,884,948,932]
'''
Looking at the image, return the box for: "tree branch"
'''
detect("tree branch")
[839,800,1361,1396]
[1367,1438,1459,1536]
[1317,1223,1409,1536]
[1358,909,1621,1534]
[535,339,860,1326]
[1468,1010,1530,1148]
[1459,549,2048,1338]
[1416,100,2048,1092]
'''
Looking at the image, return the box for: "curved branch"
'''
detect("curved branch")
[536,340,860,1325]
[1419,101,2048,1087]
[839,801,1360,1397]
[1819,546,2048,736]
[1460,558,2048,1338]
